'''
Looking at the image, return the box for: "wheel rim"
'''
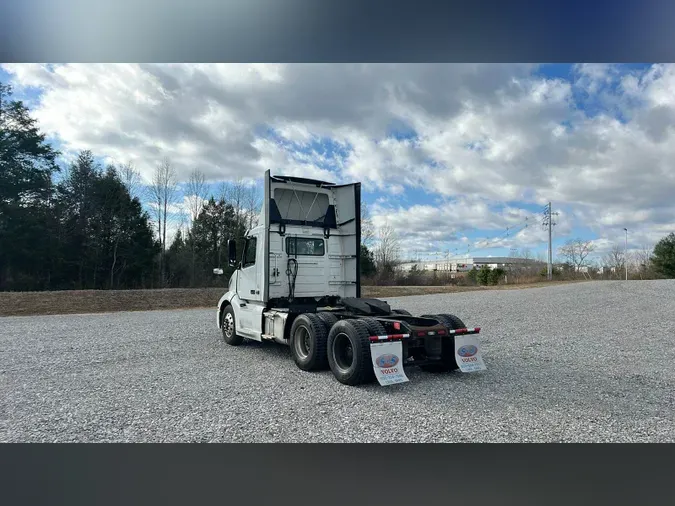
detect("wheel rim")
[223,312,234,338]
[332,332,354,373]
[294,325,311,359]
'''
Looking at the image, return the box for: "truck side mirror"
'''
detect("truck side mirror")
[228,239,237,267]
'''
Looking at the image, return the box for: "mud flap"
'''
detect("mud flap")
[370,341,409,386]
[454,334,487,373]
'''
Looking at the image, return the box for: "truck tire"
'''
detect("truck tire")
[392,309,412,316]
[221,305,244,346]
[358,317,386,337]
[327,319,375,386]
[419,313,462,372]
[316,311,339,331]
[437,313,465,329]
[290,313,329,371]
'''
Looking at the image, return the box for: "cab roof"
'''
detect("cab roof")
[270,174,336,187]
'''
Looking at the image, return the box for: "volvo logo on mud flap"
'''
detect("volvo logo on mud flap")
[457,345,478,357]
[375,354,399,368]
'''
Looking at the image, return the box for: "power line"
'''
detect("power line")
[542,202,559,280]
[425,214,537,263]
[403,210,545,265]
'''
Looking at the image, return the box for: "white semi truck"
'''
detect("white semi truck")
[216,170,486,386]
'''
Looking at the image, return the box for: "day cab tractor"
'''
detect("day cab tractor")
[216,170,486,386]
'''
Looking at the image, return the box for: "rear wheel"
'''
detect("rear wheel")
[419,313,463,372]
[316,311,339,331]
[358,317,386,337]
[327,320,375,386]
[438,313,465,330]
[221,305,244,346]
[290,313,329,371]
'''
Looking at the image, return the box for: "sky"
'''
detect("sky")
[1,62,673,263]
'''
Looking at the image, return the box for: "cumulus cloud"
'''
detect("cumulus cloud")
[3,62,675,257]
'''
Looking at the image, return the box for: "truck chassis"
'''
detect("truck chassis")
[218,295,484,386]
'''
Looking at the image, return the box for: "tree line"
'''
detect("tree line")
[3,81,675,291]
[0,82,259,291]
[554,237,675,280]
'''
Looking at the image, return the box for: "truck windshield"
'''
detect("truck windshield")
[286,237,325,256]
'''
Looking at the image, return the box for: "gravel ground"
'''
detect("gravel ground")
[2,280,674,442]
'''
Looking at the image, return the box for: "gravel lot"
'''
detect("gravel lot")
[2,280,674,442]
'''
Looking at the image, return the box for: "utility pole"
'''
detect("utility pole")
[543,202,558,280]
[624,228,628,281]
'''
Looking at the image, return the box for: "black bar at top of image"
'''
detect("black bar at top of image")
[1,0,675,62]
[1,443,675,505]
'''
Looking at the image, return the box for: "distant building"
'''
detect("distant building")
[398,256,545,273]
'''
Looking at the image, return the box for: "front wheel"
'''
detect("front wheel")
[221,305,244,346]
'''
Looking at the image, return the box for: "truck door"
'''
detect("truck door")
[238,234,261,302]
[236,232,264,335]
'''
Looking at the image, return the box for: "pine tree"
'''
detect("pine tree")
[652,232,675,278]
[0,83,60,290]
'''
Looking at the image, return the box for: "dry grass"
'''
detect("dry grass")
[363,280,582,298]
[0,281,584,317]
[0,288,226,317]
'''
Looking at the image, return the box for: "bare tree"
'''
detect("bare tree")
[120,161,141,200]
[361,202,375,247]
[219,177,262,231]
[506,247,537,280]
[558,238,595,272]
[220,178,247,230]
[186,169,208,222]
[374,223,401,272]
[177,205,189,236]
[632,244,654,279]
[184,169,209,285]
[601,244,625,278]
[634,245,653,268]
[147,158,178,286]
[244,182,262,229]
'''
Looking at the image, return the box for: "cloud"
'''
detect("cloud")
[368,198,553,257]
[3,62,675,255]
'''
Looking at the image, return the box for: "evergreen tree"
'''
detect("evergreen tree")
[360,244,377,277]
[0,83,60,290]
[191,197,245,283]
[652,232,675,278]
[55,154,159,289]
[166,229,192,288]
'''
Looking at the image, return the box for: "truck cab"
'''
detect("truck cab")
[218,170,360,339]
